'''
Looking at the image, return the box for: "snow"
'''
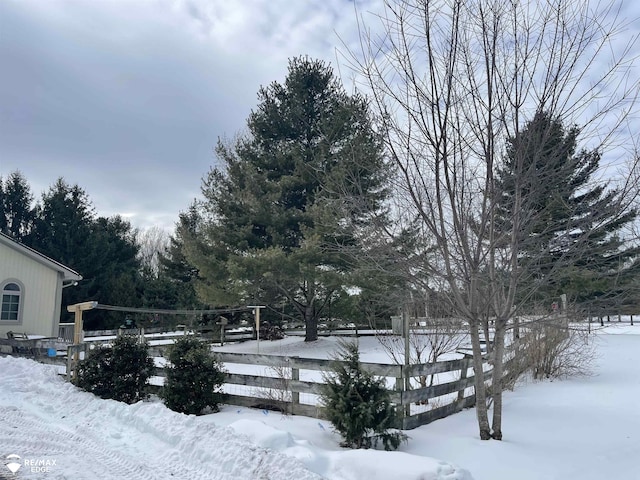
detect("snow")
[2,323,639,480]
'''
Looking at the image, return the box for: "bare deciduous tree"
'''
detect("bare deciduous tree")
[346,0,639,440]
[136,226,171,277]
[377,314,465,402]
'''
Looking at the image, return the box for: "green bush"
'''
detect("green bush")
[320,340,407,451]
[161,337,226,415]
[75,334,153,404]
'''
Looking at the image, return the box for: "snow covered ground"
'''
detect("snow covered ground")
[2,323,638,479]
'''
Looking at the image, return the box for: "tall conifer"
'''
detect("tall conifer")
[185,57,389,341]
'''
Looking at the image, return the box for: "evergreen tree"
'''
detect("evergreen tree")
[141,206,203,330]
[75,334,153,404]
[152,203,201,309]
[29,178,143,328]
[161,336,226,415]
[320,340,406,450]
[29,178,96,264]
[184,57,389,341]
[496,111,639,310]
[0,171,35,241]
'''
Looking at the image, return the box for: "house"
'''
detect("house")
[0,232,82,339]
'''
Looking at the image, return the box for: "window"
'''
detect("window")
[1,282,22,322]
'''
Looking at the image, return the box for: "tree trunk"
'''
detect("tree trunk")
[304,304,317,342]
[490,319,507,440]
[469,320,491,440]
[482,318,492,355]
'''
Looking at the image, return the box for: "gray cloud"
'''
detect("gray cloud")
[0,0,382,230]
[7,0,628,234]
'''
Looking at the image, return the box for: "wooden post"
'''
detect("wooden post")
[73,306,83,345]
[248,306,265,353]
[291,358,300,415]
[402,309,411,418]
[395,371,409,426]
[67,301,98,345]
[66,301,97,378]
[217,317,228,346]
[66,345,73,381]
[458,358,469,402]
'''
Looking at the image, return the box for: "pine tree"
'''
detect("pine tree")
[496,111,639,309]
[0,171,35,241]
[154,203,201,308]
[29,178,96,264]
[28,178,144,328]
[142,206,203,327]
[320,340,406,451]
[184,57,389,341]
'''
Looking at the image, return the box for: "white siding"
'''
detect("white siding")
[0,242,60,338]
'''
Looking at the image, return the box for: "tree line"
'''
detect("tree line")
[0,173,199,330]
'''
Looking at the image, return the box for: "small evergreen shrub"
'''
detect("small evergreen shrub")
[75,334,153,404]
[259,321,285,340]
[161,337,226,415]
[320,340,407,451]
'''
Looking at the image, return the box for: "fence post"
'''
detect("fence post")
[66,345,73,381]
[457,358,469,402]
[291,357,300,415]
[396,364,409,428]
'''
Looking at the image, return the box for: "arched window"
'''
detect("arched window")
[1,281,22,322]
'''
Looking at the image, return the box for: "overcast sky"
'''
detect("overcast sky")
[0,0,385,231]
[1,1,638,233]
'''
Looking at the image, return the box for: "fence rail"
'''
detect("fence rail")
[3,327,527,430]
[58,323,75,343]
[143,344,506,430]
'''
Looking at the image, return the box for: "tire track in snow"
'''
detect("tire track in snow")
[1,404,184,480]
[1,356,323,480]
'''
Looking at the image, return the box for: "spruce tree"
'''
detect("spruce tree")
[1,171,35,241]
[320,340,406,451]
[496,111,639,310]
[184,57,389,341]
[153,203,201,309]
[28,178,144,328]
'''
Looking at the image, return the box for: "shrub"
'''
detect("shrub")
[320,340,407,451]
[521,319,595,380]
[75,334,153,404]
[259,321,285,341]
[161,337,226,415]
